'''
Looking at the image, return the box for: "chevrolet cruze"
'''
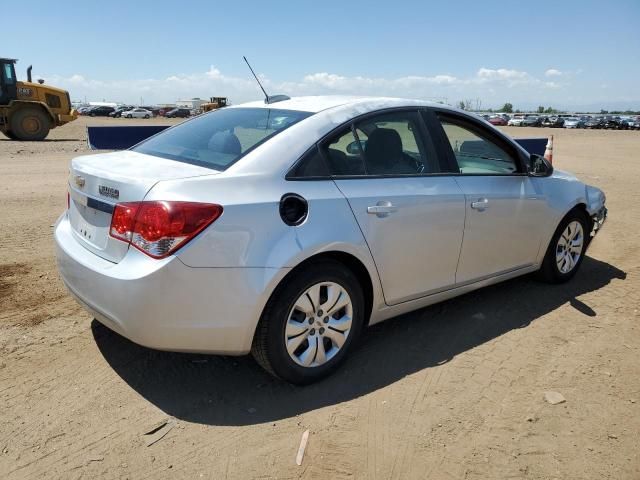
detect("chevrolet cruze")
[55,96,607,384]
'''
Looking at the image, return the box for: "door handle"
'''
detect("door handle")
[470,198,489,210]
[367,201,397,217]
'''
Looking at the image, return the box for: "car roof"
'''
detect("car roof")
[223,95,530,177]
[229,95,453,115]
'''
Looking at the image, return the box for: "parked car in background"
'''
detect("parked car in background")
[77,106,92,115]
[488,115,508,126]
[165,108,191,118]
[122,108,153,119]
[522,115,542,127]
[507,115,525,126]
[602,116,626,130]
[109,106,134,118]
[88,106,116,117]
[541,116,564,128]
[584,117,604,129]
[625,118,640,130]
[55,96,607,384]
[563,117,584,129]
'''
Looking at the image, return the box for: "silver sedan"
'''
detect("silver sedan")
[55,96,607,384]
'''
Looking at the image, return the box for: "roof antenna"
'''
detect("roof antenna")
[243,56,290,104]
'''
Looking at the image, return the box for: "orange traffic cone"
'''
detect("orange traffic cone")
[544,135,553,163]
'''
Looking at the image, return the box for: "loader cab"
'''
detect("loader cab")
[0,58,18,105]
[211,97,227,107]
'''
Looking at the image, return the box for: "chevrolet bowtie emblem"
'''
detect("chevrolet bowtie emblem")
[74,175,85,187]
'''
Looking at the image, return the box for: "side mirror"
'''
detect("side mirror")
[346,140,366,155]
[528,154,553,177]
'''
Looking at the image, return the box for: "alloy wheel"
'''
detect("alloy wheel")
[556,221,584,274]
[284,282,353,367]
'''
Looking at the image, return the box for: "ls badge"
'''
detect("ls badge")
[98,185,120,199]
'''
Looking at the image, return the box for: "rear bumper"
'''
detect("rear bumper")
[54,213,287,354]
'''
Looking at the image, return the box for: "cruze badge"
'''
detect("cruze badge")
[98,185,120,199]
[74,175,85,187]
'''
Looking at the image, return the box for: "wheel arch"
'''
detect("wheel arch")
[264,250,376,328]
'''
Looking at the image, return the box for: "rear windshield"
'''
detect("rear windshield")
[133,107,312,170]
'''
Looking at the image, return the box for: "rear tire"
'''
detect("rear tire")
[144,114,150,119]
[251,259,365,384]
[537,209,590,283]
[9,107,51,141]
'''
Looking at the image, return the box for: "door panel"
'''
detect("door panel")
[335,177,466,305]
[454,174,546,283]
[428,109,548,283]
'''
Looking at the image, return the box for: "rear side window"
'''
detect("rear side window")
[354,111,435,175]
[317,110,437,177]
[134,108,312,170]
[321,127,366,176]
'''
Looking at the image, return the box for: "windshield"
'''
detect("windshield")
[133,107,312,170]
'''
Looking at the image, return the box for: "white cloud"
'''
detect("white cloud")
[38,65,581,107]
[475,68,536,87]
[545,69,563,77]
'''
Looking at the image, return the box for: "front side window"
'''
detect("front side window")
[134,107,312,170]
[438,117,518,174]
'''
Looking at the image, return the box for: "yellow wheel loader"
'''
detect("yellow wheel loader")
[201,96,228,113]
[0,58,77,140]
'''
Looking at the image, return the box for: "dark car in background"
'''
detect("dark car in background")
[584,117,604,129]
[87,106,116,117]
[541,116,564,128]
[165,108,191,118]
[602,116,627,130]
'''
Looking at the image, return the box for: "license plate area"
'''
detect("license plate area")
[69,196,113,250]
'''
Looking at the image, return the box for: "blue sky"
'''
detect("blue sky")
[5,0,639,109]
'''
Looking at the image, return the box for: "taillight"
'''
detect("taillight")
[109,201,223,259]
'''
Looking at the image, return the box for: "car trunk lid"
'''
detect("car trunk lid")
[67,150,217,263]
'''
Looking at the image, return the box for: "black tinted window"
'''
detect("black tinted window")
[288,146,329,178]
[134,108,312,170]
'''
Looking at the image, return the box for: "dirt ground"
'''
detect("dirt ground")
[0,117,639,479]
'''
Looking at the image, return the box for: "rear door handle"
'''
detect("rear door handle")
[367,201,398,217]
[470,198,489,210]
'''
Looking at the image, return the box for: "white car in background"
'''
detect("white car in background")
[563,117,584,129]
[123,108,153,119]
[55,96,607,384]
[507,115,525,126]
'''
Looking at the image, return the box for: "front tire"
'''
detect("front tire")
[537,209,589,283]
[9,108,51,141]
[252,259,365,384]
